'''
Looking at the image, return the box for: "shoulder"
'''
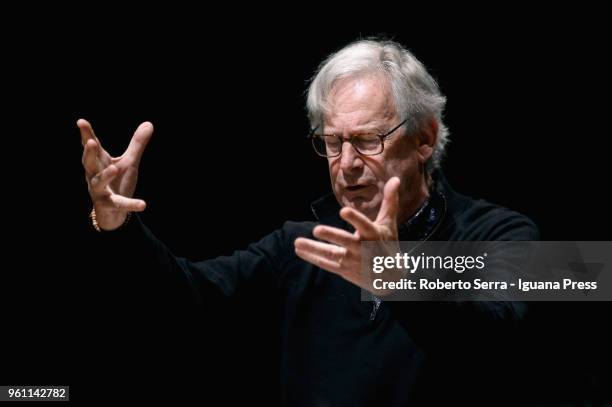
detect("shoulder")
[436,175,539,241]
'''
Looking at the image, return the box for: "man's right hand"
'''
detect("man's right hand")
[78,119,153,231]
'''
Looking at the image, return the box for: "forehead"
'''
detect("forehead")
[325,73,396,131]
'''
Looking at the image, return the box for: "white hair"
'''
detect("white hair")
[306,39,450,171]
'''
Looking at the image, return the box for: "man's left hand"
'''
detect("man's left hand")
[294,177,401,293]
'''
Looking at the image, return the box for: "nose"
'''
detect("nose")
[339,140,364,173]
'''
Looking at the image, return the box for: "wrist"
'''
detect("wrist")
[89,207,132,232]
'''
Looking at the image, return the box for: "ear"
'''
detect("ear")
[416,118,438,163]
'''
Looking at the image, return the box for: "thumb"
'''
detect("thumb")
[376,176,401,225]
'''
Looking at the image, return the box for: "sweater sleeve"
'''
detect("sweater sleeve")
[92,214,290,312]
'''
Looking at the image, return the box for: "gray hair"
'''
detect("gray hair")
[306,39,450,171]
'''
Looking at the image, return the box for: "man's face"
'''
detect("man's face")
[325,74,425,222]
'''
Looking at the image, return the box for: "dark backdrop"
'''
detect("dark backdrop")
[3,13,611,404]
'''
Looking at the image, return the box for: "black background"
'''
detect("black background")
[3,8,611,404]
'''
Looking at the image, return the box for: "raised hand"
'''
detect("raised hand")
[79,119,153,231]
[294,177,402,293]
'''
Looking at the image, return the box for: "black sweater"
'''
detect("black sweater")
[95,172,540,405]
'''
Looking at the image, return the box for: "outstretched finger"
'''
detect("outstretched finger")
[82,139,101,177]
[90,164,119,192]
[77,118,100,147]
[294,237,347,263]
[340,207,378,239]
[125,121,154,163]
[108,194,147,212]
[294,239,343,275]
[313,225,360,251]
[376,176,401,225]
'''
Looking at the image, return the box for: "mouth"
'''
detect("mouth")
[345,185,368,192]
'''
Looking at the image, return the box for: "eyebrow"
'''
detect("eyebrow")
[322,123,386,135]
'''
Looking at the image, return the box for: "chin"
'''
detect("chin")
[344,196,380,220]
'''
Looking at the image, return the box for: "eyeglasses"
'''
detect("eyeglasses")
[308,119,408,158]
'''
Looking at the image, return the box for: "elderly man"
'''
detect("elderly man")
[80,40,538,405]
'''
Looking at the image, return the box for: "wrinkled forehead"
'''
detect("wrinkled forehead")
[323,73,397,133]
